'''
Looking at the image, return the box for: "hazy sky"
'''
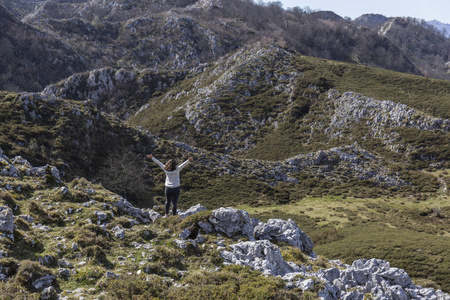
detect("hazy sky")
[269,0,450,23]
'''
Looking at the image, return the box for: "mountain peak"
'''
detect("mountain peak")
[353,13,389,28]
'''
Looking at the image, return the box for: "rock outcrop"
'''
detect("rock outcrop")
[113,198,161,223]
[328,90,450,134]
[0,206,14,241]
[178,204,207,219]
[283,258,450,300]
[42,67,186,119]
[221,240,301,276]
[208,207,255,240]
[254,218,315,256]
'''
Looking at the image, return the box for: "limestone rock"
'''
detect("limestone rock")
[39,255,55,266]
[113,198,151,223]
[111,226,125,239]
[147,209,162,222]
[32,274,55,290]
[179,229,191,240]
[220,240,296,276]
[95,211,108,223]
[0,206,14,240]
[17,215,34,223]
[254,218,315,256]
[105,271,118,279]
[209,207,254,240]
[41,286,56,299]
[178,204,207,219]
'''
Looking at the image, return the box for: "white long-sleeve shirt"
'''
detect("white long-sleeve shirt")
[152,157,190,188]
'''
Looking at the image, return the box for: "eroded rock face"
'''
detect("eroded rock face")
[329,91,450,133]
[220,240,299,276]
[254,218,315,256]
[209,207,254,240]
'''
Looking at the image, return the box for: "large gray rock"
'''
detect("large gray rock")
[41,286,56,299]
[254,218,315,256]
[111,226,125,239]
[209,207,254,240]
[32,274,55,290]
[178,204,207,219]
[147,209,162,222]
[0,206,14,240]
[30,165,61,181]
[113,198,152,223]
[319,258,437,300]
[220,240,299,276]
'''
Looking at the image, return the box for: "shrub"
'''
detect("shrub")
[9,260,55,292]
[73,265,105,285]
[82,245,111,266]
[175,265,300,299]
[153,245,184,268]
[281,248,307,265]
[105,274,169,299]
[73,223,111,249]
[0,191,16,209]
[28,201,65,226]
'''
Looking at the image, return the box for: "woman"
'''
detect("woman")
[147,154,193,217]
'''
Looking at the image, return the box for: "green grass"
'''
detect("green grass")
[240,191,450,291]
[297,56,450,119]
[315,225,450,292]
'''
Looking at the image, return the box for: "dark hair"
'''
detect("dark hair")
[164,159,177,171]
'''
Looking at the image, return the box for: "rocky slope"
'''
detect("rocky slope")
[42,67,187,119]
[130,45,450,170]
[0,89,419,204]
[0,5,87,92]
[356,15,450,80]
[6,0,450,93]
[0,150,449,299]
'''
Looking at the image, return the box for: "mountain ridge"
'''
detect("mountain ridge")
[0,0,449,298]
[3,0,450,92]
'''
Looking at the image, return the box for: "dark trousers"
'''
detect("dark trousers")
[164,186,180,215]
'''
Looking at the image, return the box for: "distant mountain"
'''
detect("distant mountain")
[427,19,450,38]
[355,16,450,79]
[0,4,87,92]
[3,0,440,93]
[0,0,45,19]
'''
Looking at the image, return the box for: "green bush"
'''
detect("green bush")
[105,274,169,299]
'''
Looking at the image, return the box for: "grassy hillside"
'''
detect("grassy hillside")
[129,47,450,167]
[239,181,450,292]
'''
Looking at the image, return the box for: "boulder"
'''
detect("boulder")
[32,274,55,290]
[95,211,108,223]
[379,267,412,288]
[0,206,14,240]
[147,209,162,222]
[254,218,315,256]
[178,204,207,219]
[209,207,254,240]
[220,240,293,276]
[113,198,152,223]
[41,286,56,299]
[111,226,125,239]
